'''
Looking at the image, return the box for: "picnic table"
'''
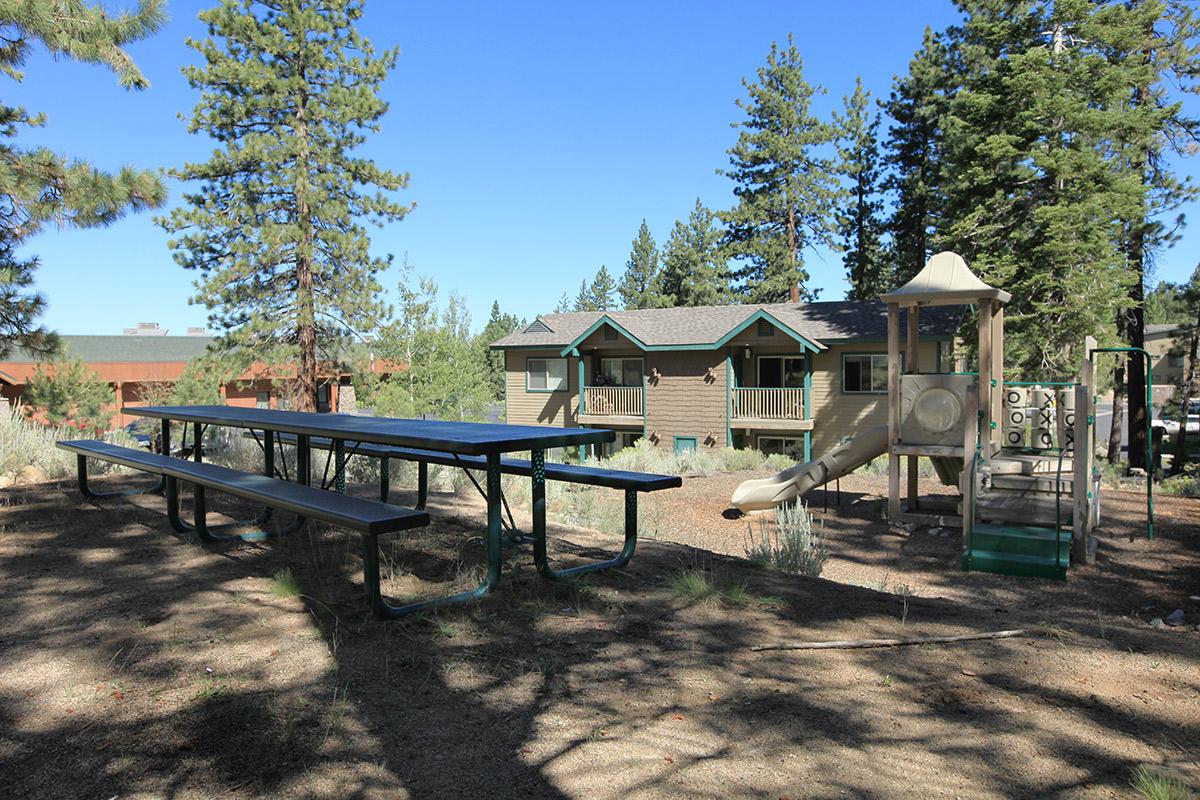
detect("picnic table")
[102,405,671,616]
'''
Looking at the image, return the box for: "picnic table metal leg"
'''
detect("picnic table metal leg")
[364,452,502,618]
[534,447,638,581]
[252,430,276,526]
[273,434,310,535]
[379,457,390,502]
[334,439,346,493]
[75,453,164,499]
[416,462,428,510]
[164,475,255,543]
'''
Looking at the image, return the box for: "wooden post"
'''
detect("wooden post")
[1073,359,1094,565]
[906,306,921,509]
[962,382,979,554]
[991,304,1004,451]
[887,303,901,521]
[977,299,994,459]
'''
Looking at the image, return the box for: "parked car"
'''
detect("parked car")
[1154,399,1200,436]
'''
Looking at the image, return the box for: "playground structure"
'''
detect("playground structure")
[732,252,1118,580]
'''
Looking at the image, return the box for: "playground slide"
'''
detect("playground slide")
[730,424,889,513]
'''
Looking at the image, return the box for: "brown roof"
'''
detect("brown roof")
[491,300,962,351]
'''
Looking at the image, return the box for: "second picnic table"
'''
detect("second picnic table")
[122,405,671,616]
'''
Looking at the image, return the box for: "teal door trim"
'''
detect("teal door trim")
[674,436,697,454]
[725,348,733,448]
[803,351,813,462]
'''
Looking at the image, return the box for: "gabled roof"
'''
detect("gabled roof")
[879,251,1011,306]
[490,300,962,351]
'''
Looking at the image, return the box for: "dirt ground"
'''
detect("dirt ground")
[0,468,1197,800]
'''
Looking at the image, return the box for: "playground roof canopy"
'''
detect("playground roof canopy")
[879,251,1011,307]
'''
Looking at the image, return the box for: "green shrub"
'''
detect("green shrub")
[745,501,827,577]
[718,447,765,472]
[763,452,797,471]
[1160,472,1200,497]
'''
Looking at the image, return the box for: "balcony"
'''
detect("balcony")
[579,385,643,426]
[730,387,811,430]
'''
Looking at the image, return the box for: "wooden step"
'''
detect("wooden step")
[988,473,1073,493]
[991,453,1075,475]
[969,492,1074,527]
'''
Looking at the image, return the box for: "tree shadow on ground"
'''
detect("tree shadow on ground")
[0,475,1197,799]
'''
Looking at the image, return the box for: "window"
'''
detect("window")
[674,436,697,454]
[527,358,568,391]
[599,357,643,387]
[843,353,889,394]
[603,326,618,340]
[757,356,805,388]
[757,319,774,337]
[757,436,804,461]
[599,432,642,458]
[255,391,270,409]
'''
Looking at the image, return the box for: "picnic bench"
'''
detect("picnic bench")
[256,432,681,579]
[56,439,430,613]
[57,406,679,619]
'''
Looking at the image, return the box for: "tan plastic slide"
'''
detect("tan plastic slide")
[730,424,889,513]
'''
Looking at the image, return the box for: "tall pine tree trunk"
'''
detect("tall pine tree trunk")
[1107,309,1126,464]
[294,72,317,413]
[1172,315,1199,474]
[1126,226,1148,469]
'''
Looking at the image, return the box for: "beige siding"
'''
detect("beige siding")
[807,342,938,455]
[504,350,578,427]
[644,351,728,449]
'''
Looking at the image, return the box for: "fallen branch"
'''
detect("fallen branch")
[751,629,1029,652]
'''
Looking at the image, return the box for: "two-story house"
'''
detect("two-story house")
[491,300,961,462]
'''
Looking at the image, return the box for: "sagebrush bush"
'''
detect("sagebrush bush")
[745,501,827,577]
[0,403,135,482]
[1160,472,1200,497]
[763,452,797,471]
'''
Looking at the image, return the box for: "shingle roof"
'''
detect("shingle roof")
[491,300,962,350]
[3,335,217,364]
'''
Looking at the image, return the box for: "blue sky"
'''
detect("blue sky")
[10,0,1199,335]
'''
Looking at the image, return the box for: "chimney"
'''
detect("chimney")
[788,284,800,304]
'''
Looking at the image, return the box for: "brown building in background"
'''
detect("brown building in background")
[0,326,392,429]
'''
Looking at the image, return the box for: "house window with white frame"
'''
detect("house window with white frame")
[527,357,568,391]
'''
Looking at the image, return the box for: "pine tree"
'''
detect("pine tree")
[719,34,841,302]
[553,293,572,314]
[937,1,1148,378]
[589,265,617,311]
[0,1,167,358]
[619,220,662,309]
[573,280,595,312]
[659,200,728,307]
[23,352,114,434]
[834,77,888,300]
[1168,264,1200,472]
[882,28,949,286]
[477,300,520,401]
[1105,0,1200,469]
[160,0,412,412]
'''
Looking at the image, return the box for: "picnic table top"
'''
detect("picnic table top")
[123,405,615,456]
